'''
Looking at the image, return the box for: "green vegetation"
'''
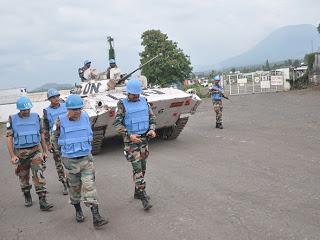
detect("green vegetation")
[184,84,209,99]
[140,30,192,86]
[224,58,302,74]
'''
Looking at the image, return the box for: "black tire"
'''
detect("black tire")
[157,117,189,140]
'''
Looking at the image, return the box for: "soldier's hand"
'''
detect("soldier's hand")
[47,144,53,153]
[130,134,142,143]
[146,130,156,139]
[10,155,19,165]
[42,152,48,160]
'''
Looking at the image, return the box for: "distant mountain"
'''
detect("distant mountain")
[30,83,73,92]
[217,24,320,69]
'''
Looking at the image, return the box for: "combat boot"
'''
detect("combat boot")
[24,191,32,207]
[140,191,152,211]
[39,196,54,211]
[215,123,219,128]
[73,203,85,222]
[134,188,150,200]
[218,123,224,129]
[91,204,108,228]
[62,181,68,195]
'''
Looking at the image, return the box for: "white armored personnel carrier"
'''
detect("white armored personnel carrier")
[76,79,201,154]
[72,36,202,154]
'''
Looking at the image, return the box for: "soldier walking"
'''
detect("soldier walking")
[43,88,68,195]
[51,94,108,228]
[6,96,54,211]
[114,79,156,211]
[209,75,225,129]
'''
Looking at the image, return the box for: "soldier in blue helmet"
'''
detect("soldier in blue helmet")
[114,79,156,211]
[106,58,121,80]
[51,94,108,228]
[42,88,68,195]
[78,60,92,82]
[6,96,54,211]
[209,75,225,129]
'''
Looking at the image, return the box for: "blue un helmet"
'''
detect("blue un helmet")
[16,96,33,110]
[213,75,221,81]
[109,59,116,64]
[47,88,60,100]
[65,94,84,109]
[126,79,142,95]
[84,60,91,65]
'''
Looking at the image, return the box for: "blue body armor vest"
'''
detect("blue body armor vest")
[46,102,67,132]
[121,97,150,135]
[58,112,93,158]
[211,84,224,101]
[11,112,40,149]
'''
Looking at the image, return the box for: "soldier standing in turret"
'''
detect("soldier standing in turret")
[51,94,108,228]
[114,79,156,211]
[6,96,54,211]
[209,75,225,129]
[42,88,68,195]
[78,60,92,82]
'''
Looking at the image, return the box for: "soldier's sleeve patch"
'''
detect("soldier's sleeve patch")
[52,124,57,132]
[6,122,11,128]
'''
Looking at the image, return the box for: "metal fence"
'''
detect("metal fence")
[223,72,285,96]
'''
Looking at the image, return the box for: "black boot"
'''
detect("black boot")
[91,205,108,228]
[218,123,224,129]
[24,191,32,207]
[73,203,84,222]
[140,191,152,211]
[62,181,68,195]
[216,122,219,128]
[39,196,54,211]
[134,188,150,200]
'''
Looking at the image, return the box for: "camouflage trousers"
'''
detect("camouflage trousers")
[14,145,47,196]
[52,148,66,183]
[123,136,149,193]
[213,100,223,123]
[62,154,98,206]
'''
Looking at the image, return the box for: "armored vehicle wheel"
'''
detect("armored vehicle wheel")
[91,126,106,155]
[157,117,189,140]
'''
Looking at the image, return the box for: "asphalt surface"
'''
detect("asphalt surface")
[1,88,320,240]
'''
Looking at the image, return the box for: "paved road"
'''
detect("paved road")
[1,88,320,240]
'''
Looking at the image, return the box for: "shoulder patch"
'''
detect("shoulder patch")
[52,124,57,132]
[6,122,11,128]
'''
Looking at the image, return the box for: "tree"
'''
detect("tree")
[264,59,270,71]
[140,30,192,86]
[304,53,315,70]
[317,23,320,34]
[208,69,216,79]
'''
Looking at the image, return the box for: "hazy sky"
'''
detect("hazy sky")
[0,0,319,89]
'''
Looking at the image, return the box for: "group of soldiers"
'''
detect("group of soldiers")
[78,59,121,82]
[5,71,225,230]
[6,79,156,229]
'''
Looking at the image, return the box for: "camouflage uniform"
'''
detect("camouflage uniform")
[6,115,47,196]
[51,117,98,206]
[43,107,66,183]
[213,101,223,124]
[113,99,156,195]
[210,85,223,124]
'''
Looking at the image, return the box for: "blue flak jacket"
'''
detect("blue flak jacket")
[211,84,224,101]
[122,97,149,135]
[12,112,41,149]
[46,102,67,132]
[58,112,93,158]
